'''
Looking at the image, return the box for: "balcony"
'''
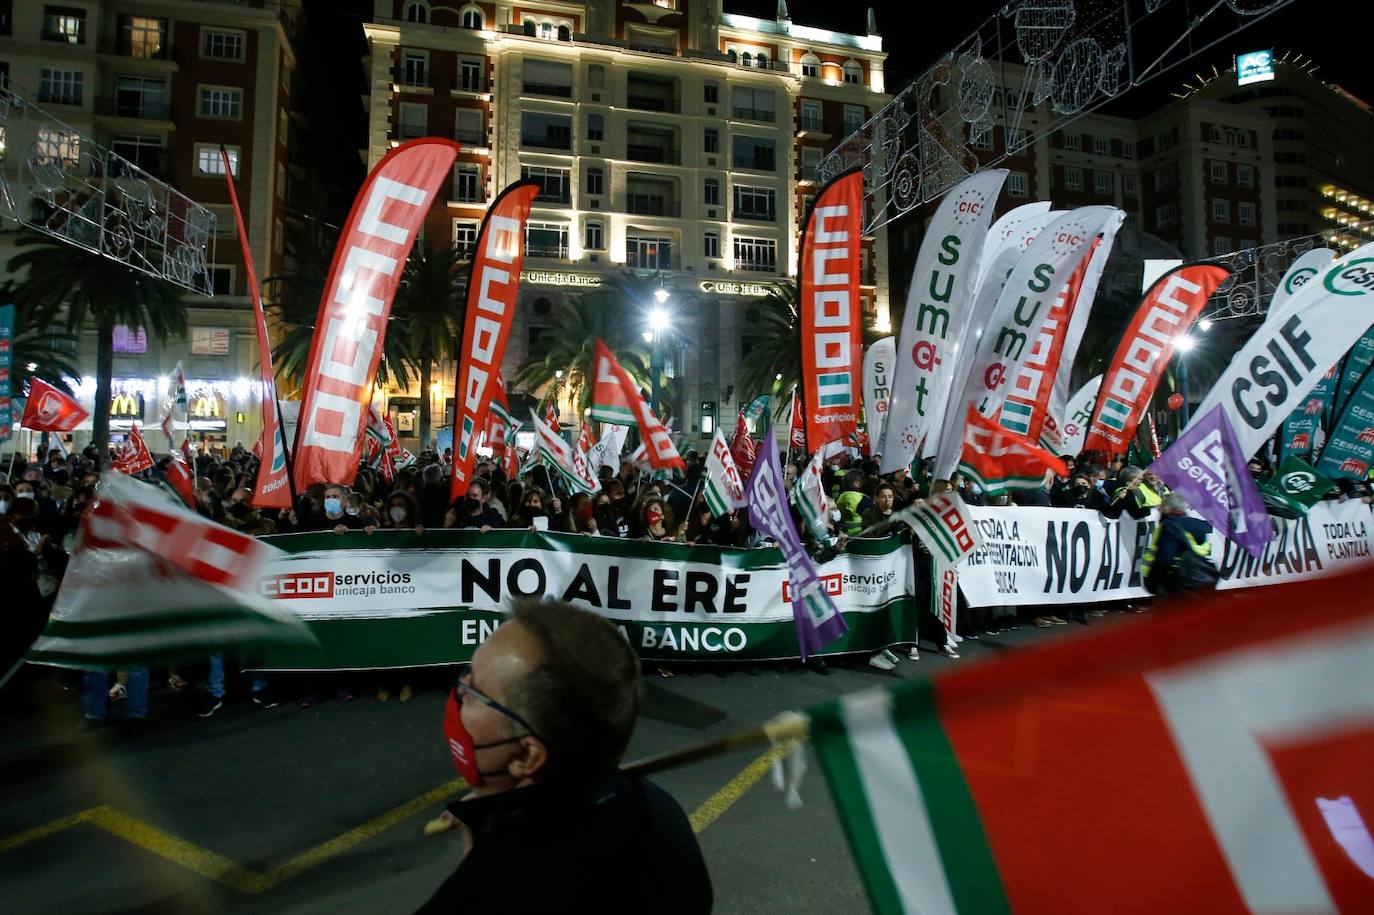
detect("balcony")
[627,252,680,270]
[395,124,428,141]
[523,82,573,99]
[526,243,569,259]
[38,90,83,106]
[626,94,679,113]
[455,77,488,94]
[454,127,486,147]
[97,36,174,62]
[626,144,677,165]
[732,107,776,123]
[734,259,777,274]
[42,29,86,45]
[97,97,172,122]
[628,42,677,56]
[733,156,776,172]
[522,132,572,151]
[626,195,680,217]
[798,116,827,134]
[732,208,776,224]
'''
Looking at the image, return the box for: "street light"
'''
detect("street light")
[648,296,671,418]
[1199,318,1213,332]
[1174,334,1196,429]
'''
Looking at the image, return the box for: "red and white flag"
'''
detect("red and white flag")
[165,450,196,509]
[589,339,683,472]
[112,424,154,476]
[730,410,757,482]
[20,378,89,432]
[158,362,186,447]
[294,139,460,488]
[788,387,807,452]
[572,424,601,494]
[222,146,292,509]
[545,403,561,435]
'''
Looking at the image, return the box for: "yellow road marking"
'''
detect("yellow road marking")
[689,740,797,833]
[2,740,791,893]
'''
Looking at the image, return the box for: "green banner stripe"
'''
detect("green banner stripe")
[891,682,1010,914]
[704,485,727,517]
[590,405,636,423]
[809,701,908,915]
[912,512,958,562]
[38,608,273,639]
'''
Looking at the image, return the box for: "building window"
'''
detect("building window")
[42,5,85,43]
[586,64,605,90]
[1153,167,1175,191]
[842,60,862,84]
[195,144,239,177]
[733,185,776,222]
[397,102,427,140]
[402,50,429,87]
[39,68,82,105]
[704,128,719,154]
[455,164,480,202]
[1122,174,1138,198]
[460,5,483,29]
[800,53,820,78]
[585,166,603,196]
[121,16,166,59]
[1122,140,1135,159]
[36,127,79,166]
[1093,136,1109,156]
[584,220,604,251]
[627,235,673,269]
[732,86,775,123]
[732,135,776,171]
[704,81,718,104]
[110,134,163,173]
[1213,236,1231,256]
[114,76,166,118]
[404,1,430,23]
[198,86,242,119]
[459,59,483,92]
[756,53,769,69]
[453,220,478,257]
[207,266,235,296]
[1210,160,1227,184]
[202,28,245,61]
[1237,164,1254,188]
[1155,203,1178,228]
[1212,198,1230,223]
[520,112,572,150]
[586,113,604,141]
[521,166,571,204]
[704,230,720,258]
[733,237,777,272]
[1094,171,1112,195]
[801,146,821,181]
[523,59,573,98]
[968,124,993,151]
[1063,132,1081,151]
[276,163,286,200]
[703,178,720,206]
[843,105,865,137]
[1064,166,1083,191]
[799,100,822,132]
[741,52,752,67]
[525,222,569,258]
[1008,171,1028,198]
[1239,201,1256,226]
[274,218,285,255]
[455,108,483,145]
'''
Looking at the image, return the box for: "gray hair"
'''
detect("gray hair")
[1161,492,1191,514]
[1120,465,1144,483]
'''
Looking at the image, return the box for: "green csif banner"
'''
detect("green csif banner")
[252,530,918,670]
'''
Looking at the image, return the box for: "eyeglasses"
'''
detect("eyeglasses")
[455,674,547,744]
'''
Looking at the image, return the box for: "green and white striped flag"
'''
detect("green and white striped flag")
[703,428,746,516]
[530,410,598,495]
[891,493,982,564]
[793,449,828,542]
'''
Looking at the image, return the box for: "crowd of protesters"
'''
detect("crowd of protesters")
[5,430,1371,720]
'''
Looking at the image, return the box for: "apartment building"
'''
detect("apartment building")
[0,0,352,453]
[362,0,889,447]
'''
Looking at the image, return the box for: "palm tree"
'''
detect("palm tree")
[735,281,884,421]
[7,233,187,451]
[391,237,466,447]
[513,270,677,417]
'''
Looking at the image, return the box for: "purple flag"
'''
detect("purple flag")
[1151,405,1276,558]
[746,432,848,660]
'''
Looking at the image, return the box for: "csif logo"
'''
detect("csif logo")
[1324,258,1374,297]
[1281,471,1317,494]
[262,571,334,599]
[1284,267,1317,294]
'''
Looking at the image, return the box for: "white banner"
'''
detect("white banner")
[863,337,895,456]
[1265,248,1336,325]
[1049,213,1124,436]
[1056,375,1101,456]
[958,500,1373,607]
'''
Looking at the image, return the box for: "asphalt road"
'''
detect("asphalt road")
[0,614,1122,914]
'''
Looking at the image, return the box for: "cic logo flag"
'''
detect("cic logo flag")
[799,170,864,450]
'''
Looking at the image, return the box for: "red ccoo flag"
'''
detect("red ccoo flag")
[112,424,155,476]
[589,339,683,472]
[21,378,89,432]
[730,410,757,482]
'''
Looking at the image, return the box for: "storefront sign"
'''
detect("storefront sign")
[699,280,777,297]
[190,327,230,356]
[520,270,602,288]
[110,394,145,419]
[112,325,147,354]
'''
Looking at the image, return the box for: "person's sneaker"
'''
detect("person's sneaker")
[1086,609,1107,619]
[807,658,831,675]
[376,686,391,702]
[167,673,190,691]
[940,643,960,659]
[108,682,127,701]
[964,631,980,640]
[1047,615,1069,625]
[907,646,920,661]
[868,651,897,671]
[252,692,280,709]
[398,684,413,703]
[1033,617,1055,628]
[194,692,223,718]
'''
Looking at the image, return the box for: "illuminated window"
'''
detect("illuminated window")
[36,127,79,166]
[195,143,239,177]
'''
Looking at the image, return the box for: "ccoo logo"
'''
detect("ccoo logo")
[262,571,334,598]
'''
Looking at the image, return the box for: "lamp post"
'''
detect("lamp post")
[1174,333,1195,432]
[646,289,671,418]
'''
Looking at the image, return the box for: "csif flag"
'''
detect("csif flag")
[703,428,747,517]
[450,181,540,501]
[879,170,1008,473]
[111,424,154,476]
[21,378,89,432]
[221,147,291,509]
[810,562,1374,915]
[1261,456,1334,517]
[1083,263,1230,457]
[799,170,864,449]
[1190,240,1374,462]
[589,339,684,471]
[294,139,460,488]
[958,407,1067,494]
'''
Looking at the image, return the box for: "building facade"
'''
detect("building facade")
[0,0,353,454]
[363,0,889,450]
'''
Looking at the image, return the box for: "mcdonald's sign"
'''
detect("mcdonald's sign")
[110,394,145,418]
[191,395,223,419]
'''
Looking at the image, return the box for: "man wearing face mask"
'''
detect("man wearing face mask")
[301,484,374,533]
[447,478,505,531]
[15,474,60,536]
[224,488,277,536]
[1053,471,1109,511]
[417,599,711,914]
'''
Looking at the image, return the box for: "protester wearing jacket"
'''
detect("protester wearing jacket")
[1141,493,1214,595]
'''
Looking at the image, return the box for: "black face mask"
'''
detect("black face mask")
[230,502,251,519]
[465,497,482,512]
